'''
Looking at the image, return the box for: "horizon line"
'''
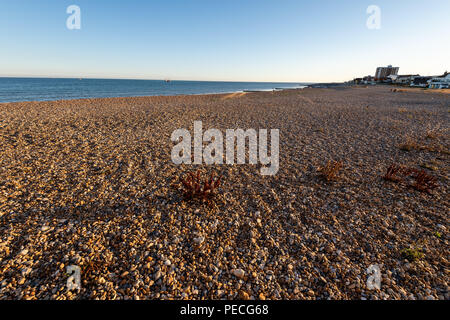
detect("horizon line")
[0,75,315,84]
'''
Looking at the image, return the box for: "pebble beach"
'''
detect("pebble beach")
[0,86,448,300]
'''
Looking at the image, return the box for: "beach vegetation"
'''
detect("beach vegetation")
[399,138,419,152]
[383,164,405,182]
[401,247,424,262]
[410,169,438,193]
[383,164,438,194]
[318,160,343,182]
[178,170,221,203]
[425,130,439,140]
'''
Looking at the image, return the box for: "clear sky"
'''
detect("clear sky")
[0,0,449,82]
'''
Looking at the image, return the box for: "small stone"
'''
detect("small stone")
[21,268,32,276]
[239,290,250,300]
[164,259,171,266]
[193,236,205,245]
[232,269,245,279]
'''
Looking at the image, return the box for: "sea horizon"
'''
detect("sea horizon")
[0,77,310,103]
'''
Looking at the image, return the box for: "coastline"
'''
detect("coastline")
[1,82,447,105]
[0,86,448,300]
[0,78,308,104]
[0,87,309,105]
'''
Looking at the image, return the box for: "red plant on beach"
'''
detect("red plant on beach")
[383,164,405,182]
[410,169,437,194]
[318,160,343,181]
[383,164,437,194]
[179,170,221,202]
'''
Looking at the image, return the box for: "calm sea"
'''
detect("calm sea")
[0,78,308,103]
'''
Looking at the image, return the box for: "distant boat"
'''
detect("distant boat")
[164,79,171,83]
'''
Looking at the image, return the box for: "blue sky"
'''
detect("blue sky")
[0,0,449,82]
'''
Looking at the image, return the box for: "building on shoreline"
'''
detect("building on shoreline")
[411,76,433,87]
[349,68,449,90]
[389,74,419,85]
[428,72,450,89]
[375,65,399,82]
[351,76,375,85]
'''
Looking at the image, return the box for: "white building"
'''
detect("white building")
[393,75,418,85]
[429,73,450,89]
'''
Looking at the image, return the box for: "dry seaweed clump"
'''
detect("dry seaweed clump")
[398,137,449,155]
[411,170,438,193]
[177,170,221,203]
[399,138,420,152]
[383,164,438,194]
[383,164,404,182]
[318,160,343,181]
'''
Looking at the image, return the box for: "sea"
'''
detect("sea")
[0,78,309,103]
